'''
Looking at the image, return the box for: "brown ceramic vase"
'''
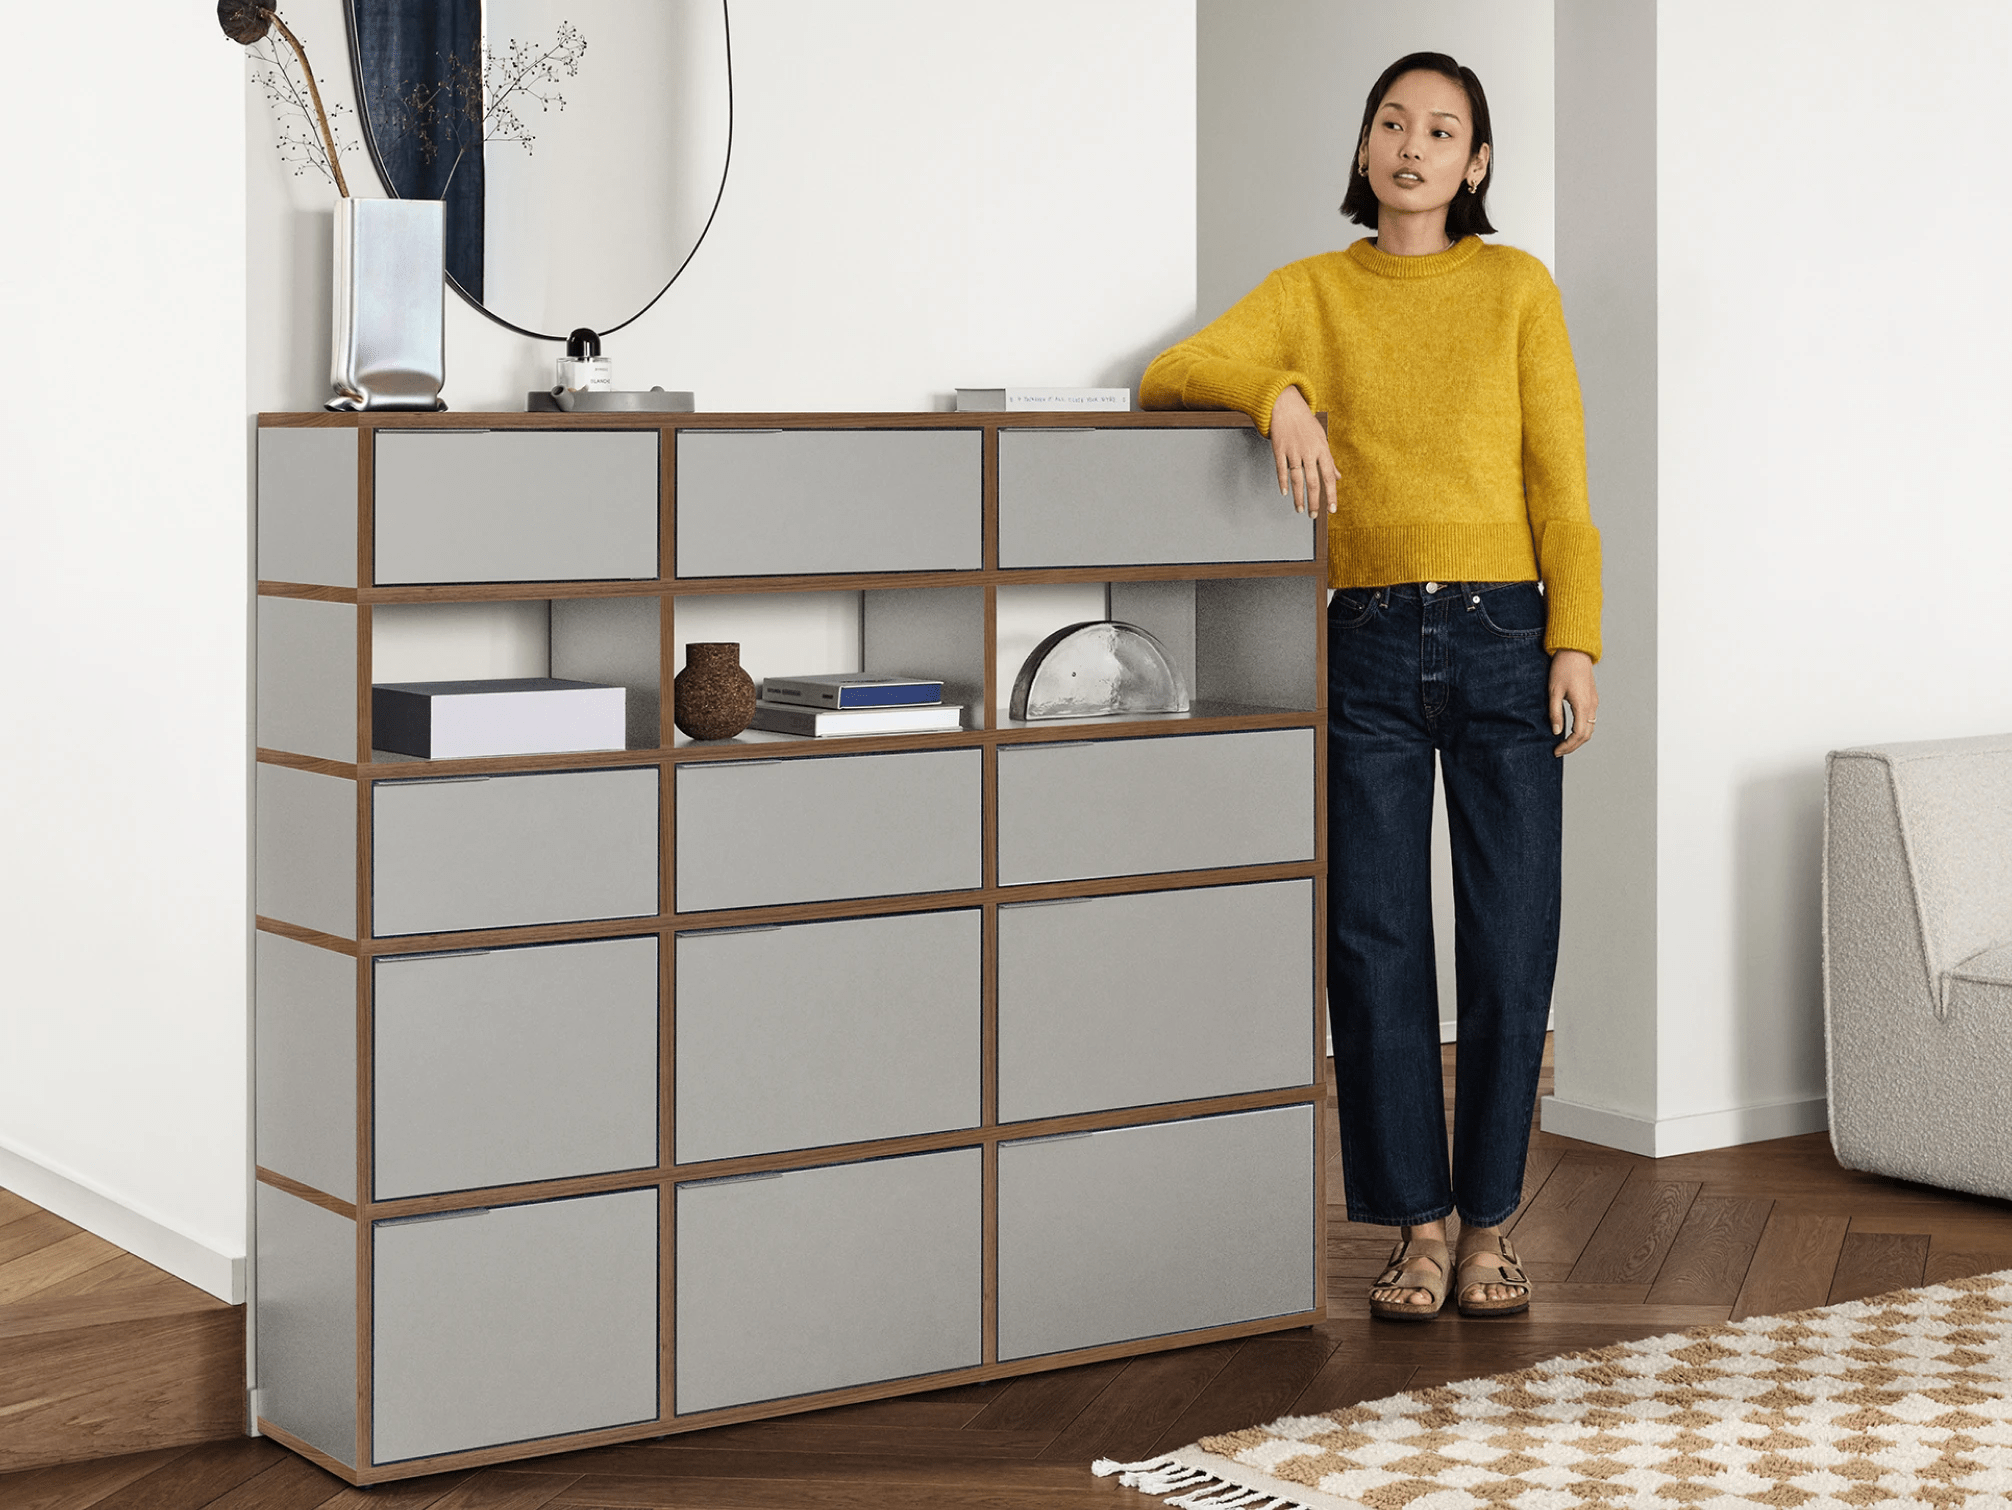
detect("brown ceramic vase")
[673,642,758,741]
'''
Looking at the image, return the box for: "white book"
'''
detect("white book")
[955,387,1131,412]
[373,678,627,759]
[747,701,965,737]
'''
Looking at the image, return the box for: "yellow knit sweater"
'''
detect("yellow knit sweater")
[1142,236,1602,660]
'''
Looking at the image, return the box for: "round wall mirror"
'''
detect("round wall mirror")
[345,0,732,340]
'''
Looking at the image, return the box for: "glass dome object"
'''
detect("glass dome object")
[1010,621,1191,720]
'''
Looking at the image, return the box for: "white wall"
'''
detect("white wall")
[1652,0,2012,1123]
[0,12,249,1298]
[252,0,1198,413]
[1549,0,1660,1131]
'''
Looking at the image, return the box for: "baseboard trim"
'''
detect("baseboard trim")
[1539,1092,1830,1158]
[0,1138,244,1304]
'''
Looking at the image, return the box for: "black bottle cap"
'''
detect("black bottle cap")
[566,328,601,358]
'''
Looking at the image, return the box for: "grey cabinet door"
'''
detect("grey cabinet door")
[676,749,981,912]
[998,428,1314,567]
[374,936,659,1199]
[998,880,1314,1122]
[372,1188,657,1463]
[372,768,659,936]
[676,1149,982,1413]
[677,910,980,1162]
[996,729,1315,885]
[374,430,659,584]
[676,430,982,577]
[997,1106,1315,1360]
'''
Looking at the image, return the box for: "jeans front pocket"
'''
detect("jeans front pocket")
[1329,589,1376,630]
[1473,582,1547,641]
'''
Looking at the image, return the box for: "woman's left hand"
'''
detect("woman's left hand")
[1549,650,1598,756]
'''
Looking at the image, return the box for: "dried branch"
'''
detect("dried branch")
[388,21,587,196]
[222,2,352,197]
[249,36,358,190]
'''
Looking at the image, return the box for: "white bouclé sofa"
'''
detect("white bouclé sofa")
[1824,733,2012,1199]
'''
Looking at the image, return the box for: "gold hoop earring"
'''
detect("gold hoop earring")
[1466,178,1480,194]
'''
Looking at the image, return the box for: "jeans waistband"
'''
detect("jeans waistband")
[1341,580,1536,608]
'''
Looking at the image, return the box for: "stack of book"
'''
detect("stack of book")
[750,674,965,737]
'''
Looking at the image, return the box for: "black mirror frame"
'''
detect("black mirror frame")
[340,0,738,344]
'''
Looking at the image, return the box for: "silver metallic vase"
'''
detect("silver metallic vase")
[328,198,446,412]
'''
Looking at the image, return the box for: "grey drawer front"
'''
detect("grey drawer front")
[999,428,1313,567]
[373,1189,657,1463]
[676,1148,981,1413]
[676,430,981,577]
[997,1106,1315,1360]
[677,911,980,1162]
[374,937,659,1198]
[372,768,658,936]
[375,430,658,584]
[676,750,981,912]
[999,880,1314,1122]
[996,729,1314,885]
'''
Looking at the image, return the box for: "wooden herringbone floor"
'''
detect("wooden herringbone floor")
[7,1040,2011,1509]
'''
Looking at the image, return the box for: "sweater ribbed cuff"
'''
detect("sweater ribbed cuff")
[1181,359,1315,435]
[1536,519,1603,662]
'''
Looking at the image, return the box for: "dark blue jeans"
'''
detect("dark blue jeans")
[1327,580,1562,1229]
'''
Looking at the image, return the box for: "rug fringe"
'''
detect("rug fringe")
[1092,1455,1308,1509]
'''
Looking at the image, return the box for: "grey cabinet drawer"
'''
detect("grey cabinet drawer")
[374,430,658,584]
[997,1106,1315,1360]
[996,729,1314,885]
[374,937,659,1199]
[372,1188,657,1463]
[676,430,981,577]
[676,750,981,912]
[372,768,658,936]
[677,911,979,1162]
[998,880,1313,1122]
[676,1149,981,1413]
[998,428,1313,567]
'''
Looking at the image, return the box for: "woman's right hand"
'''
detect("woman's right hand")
[1269,384,1338,515]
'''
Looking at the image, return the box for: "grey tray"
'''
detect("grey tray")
[526,388,696,413]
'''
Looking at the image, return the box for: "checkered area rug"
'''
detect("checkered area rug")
[1095,1271,2012,1509]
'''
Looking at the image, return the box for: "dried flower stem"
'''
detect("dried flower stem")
[262,9,348,196]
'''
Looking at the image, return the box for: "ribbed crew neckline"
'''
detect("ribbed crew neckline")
[1346,234,1483,280]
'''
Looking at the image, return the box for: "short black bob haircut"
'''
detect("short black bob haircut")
[1340,51,1496,238]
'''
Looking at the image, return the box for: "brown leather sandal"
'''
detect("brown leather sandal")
[1455,1231,1531,1317]
[1368,1231,1451,1321]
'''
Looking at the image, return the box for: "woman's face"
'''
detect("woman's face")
[1358,69,1490,216]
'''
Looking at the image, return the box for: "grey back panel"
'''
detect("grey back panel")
[861,584,987,720]
[998,428,1314,567]
[550,595,662,749]
[996,1105,1315,1360]
[372,767,659,936]
[255,933,357,1201]
[257,764,357,939]
[676,1148,981,1413]
[677,910,981,1162]
[676,430,982,577]
[258,427,359,587]
[255,1184,357,1468]
[374,936,659,1198]
[998,880,1314,1122]
[1193,576,1321,710]
[257,597,357,762]
[676,750,981,912]
[374,431,659,585]
[372,1188,658,1463]
[996,729,1315,885]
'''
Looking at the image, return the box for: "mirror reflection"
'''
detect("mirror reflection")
[347,0,731,339]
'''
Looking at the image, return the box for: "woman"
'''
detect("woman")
[1142,52,1599,1319]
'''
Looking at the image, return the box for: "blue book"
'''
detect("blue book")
[760,674,945,710]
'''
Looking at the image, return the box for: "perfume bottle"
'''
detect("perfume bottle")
[556,328,613,392]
